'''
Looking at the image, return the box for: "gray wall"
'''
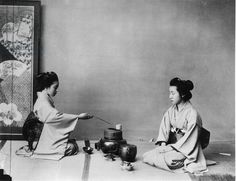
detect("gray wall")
[39,0,234,142]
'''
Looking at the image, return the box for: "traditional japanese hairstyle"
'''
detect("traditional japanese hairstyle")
[35,71,58,92]
[170,77,194,102]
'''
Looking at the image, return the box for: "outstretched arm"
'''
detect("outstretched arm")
[78,113,93,119]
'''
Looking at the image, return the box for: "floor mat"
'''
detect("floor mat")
[0,140,234,181]
[1,141,85,181]
[189,174,235,181]
[88,151,191,181]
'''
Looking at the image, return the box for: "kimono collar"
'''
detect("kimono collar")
[174,101,191,112]
[37,90,55,107]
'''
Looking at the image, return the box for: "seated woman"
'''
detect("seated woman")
[143,77,208,174]
[31,71,93,160]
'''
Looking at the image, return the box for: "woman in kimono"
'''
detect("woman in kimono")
[31,71,93,160]
[143,77,207,174]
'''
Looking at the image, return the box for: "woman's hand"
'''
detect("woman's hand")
[78,113,93,120]
[155,141,166,146]
[156,145,173,153]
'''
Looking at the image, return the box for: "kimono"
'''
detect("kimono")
[143,101,208,174]
[31,90,79,160]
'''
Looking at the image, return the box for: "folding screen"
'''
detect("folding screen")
[0,1,40,140]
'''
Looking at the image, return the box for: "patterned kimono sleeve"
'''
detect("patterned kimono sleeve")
[156,110,171,145]
[170,109,201,158]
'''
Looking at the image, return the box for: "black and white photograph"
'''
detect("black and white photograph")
[0,0,235,181]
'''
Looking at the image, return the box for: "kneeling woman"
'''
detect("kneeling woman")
[143,78,207,173]
[32,72,93,160]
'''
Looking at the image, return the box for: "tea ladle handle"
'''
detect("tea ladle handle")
[94,116,113,125]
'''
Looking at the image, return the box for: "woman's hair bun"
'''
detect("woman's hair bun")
[36,73,44,80]
[35,71,58,92]
[185,80,194,91]
[170,77,194,101]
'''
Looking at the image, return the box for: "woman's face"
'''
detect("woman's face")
[169,86,182,105]
[46,81,59,97]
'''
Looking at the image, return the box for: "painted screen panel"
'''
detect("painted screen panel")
[0,1,40,139]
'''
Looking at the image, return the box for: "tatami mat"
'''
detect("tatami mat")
[89,153,190,181]
[1,141,85,181]
[0,140,234,181]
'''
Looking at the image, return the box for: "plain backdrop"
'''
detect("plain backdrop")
[38,0,234,142]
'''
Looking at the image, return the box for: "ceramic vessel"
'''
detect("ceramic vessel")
[119,144,137,162]
[100,138,127,155]
[104,128,123,140]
